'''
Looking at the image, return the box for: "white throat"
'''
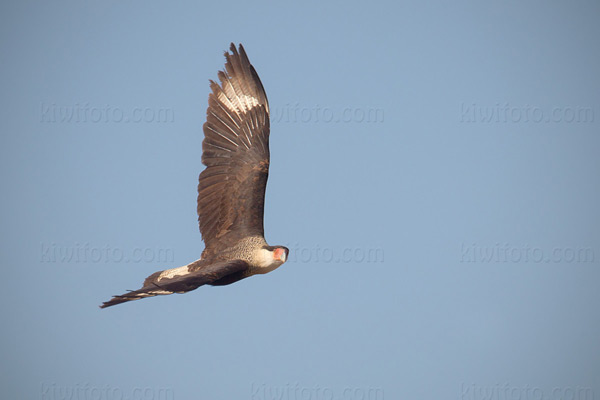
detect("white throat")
[254,248,283,274]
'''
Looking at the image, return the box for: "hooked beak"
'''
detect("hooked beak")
[274,247,287,263]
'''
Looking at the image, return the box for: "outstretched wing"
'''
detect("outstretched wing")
[198,43,270,256]
[99,260,249,308]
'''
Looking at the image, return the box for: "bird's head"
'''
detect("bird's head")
[273,246,289,264]
[259,245,289,267]
[256,245,289,273]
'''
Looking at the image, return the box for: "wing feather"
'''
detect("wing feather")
[99,260,249,308]
[197,43,271,256]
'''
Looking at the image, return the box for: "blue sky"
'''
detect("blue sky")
[1,1,599,399]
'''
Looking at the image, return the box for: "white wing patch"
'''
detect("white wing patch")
[135,290,172,297]
[218,89,259,115]
[157,265,190,281]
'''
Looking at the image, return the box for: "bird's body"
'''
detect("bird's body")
[101,44,288,309]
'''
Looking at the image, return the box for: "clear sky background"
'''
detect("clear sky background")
[1,1,599,399]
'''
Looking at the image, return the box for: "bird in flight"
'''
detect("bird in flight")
[101,43,288,308]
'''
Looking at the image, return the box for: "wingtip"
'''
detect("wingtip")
[99,299,114,309]
[226,43,236,58]
[227,42,246,57]
[229,42,244,51]
[99,296,123,309]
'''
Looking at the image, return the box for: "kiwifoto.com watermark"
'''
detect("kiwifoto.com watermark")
[461,382,594,400]
[251,382,384,400]
[460,243,595,264]
[284,243,385,264]
[41,382,174,400]
[40,243,175,264]
[271,103,384,124]
[39,103,175,123]
[459,102,594,124]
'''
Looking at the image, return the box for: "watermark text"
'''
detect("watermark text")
[272,104,384,124]
[252,382,384,400]
[459,102,594,124]
[461,382,594,400]
[460,243,595,264]
[286,243,385,264]
[40,243,175,264]
[41,382,174,400]
[40,103,175,124]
